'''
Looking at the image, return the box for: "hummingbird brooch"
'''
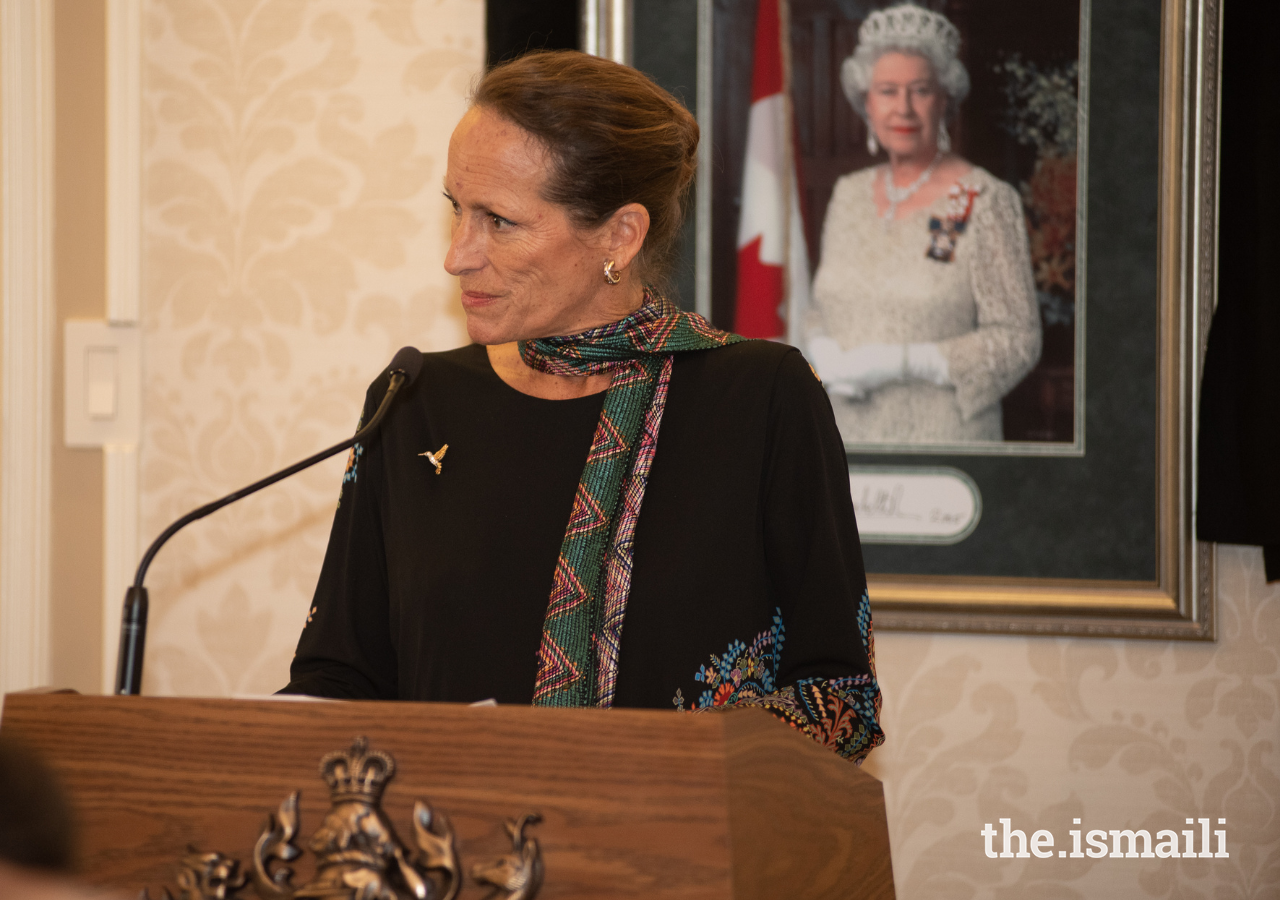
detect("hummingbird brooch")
[419,444,448,475]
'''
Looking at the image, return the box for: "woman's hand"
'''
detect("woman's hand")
[808,337,951,398]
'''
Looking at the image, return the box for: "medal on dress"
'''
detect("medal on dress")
[926,183,983,262]
[419,444,448,475]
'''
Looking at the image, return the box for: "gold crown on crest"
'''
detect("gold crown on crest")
[319,737,396,803]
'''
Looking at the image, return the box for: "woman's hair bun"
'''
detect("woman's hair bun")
[473,50,699,291]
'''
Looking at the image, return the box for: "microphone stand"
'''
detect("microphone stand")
[114,350,420,695]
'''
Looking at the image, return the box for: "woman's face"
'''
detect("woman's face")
[444,107,624,345]
[865,52,945,160]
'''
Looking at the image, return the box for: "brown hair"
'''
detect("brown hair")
[473,50,699,290]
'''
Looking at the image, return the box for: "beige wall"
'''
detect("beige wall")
[32,2,1278,897]
[138,0,480,695]
[862,545,1280,897]
[0,18,4,592]
[50,0,107,694]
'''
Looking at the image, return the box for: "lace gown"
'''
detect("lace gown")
[811,165,1041,444]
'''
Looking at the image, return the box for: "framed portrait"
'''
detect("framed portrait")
[625,0,1219,638]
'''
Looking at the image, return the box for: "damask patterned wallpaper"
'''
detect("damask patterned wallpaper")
[138,3,1279,897]
[862,546,1280,898]
[140,0,480,696]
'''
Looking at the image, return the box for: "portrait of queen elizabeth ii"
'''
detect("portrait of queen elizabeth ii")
[805,2,1044,447]
[735,0,1084,451]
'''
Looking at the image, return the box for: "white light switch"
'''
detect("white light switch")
[64,320,139,447]
[86,346,118,419]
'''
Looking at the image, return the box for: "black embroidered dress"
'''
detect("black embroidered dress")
[283,340,884,761]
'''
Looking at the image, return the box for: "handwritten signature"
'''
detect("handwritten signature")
[853,482,967,525]
[854,484,920,520]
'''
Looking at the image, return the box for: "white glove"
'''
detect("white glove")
[905,342,951,387]
[808,337,906,399]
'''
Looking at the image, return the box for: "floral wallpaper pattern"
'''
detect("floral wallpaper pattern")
[138,4,1278,897]
[864,546,1280,898]
[140,0,480,696]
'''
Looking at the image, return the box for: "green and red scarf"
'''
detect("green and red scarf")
[524,292,742,708]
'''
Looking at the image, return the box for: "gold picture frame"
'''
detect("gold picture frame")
[677,0,1221,639]
[862,0,1219,638]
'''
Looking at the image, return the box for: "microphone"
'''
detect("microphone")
[114,347,423,695]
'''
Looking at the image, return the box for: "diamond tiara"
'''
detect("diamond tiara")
[858,4,961,59]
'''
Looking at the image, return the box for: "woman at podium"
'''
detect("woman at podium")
[282,51,885,763]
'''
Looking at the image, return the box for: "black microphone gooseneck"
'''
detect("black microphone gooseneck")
[114,347,424,695]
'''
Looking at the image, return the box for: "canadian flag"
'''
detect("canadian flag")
[734,0,810,342]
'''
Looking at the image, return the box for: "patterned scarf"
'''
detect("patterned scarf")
[525,292,742,708]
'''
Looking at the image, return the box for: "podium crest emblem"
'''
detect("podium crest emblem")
[147,736,541,900]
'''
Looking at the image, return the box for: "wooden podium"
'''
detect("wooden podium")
[0,692,893,899]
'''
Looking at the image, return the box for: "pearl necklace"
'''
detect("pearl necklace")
[881,150,944,224]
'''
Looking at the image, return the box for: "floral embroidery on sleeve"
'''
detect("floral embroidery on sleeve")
[337,410,365,506]
[676,609,784,708]
[342,443,363,488]
[673,594,885,763]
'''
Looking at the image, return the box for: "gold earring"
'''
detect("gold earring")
[603,260,621,285]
